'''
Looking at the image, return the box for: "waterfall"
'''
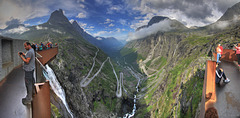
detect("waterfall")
[43,64,74,118]
[123,67,141,118]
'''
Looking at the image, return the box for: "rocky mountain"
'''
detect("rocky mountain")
[72,20,124,56]
[0,9,133,118]
[136,16,187,31]
[95,36,125,55]
[120,2,240,118]
[218,2,240,21]
[4,24,25,30]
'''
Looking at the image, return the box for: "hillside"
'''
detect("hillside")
[120,2,240,117]
[0,9,129,118]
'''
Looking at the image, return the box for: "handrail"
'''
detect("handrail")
[32,81,51,118]
[35,52,43,58]
[35,57,47,72]
[36,47,58,66]
[213,49,237,62]
[199,60,217,117]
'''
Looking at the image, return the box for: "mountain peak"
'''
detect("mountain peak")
[47,9,70,25]
[218,2,240,21]
[148,16,169,26]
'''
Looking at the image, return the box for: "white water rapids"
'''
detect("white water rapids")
[123,67,141,118]
[43,64,74,118]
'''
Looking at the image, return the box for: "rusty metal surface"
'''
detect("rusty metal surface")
[0,66,31,118]
[205,60,216,103]
[213,49,237,62]
[199,60,217,118]
[37,47,58,66]
[32,81,51,118]
[199,60,208,118]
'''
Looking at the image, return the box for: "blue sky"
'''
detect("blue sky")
[0,0,239,41]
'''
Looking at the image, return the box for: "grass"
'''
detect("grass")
[120,48,136,56]
[183,35,211,45]
[51,103,61,118]
[181,74,204,118]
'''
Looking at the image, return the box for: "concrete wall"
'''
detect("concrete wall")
[0,40,2,79]
[0,36,27,82]
[2,40,12,64]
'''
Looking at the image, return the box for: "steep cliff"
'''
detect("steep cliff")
[120,3,240,116]
[0,9,126,118]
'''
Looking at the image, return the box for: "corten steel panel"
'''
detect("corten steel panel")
[205,61,217,117]
[37,47,58,66]
[199,60,208,118]
[213,49,237,62]
[32,81,51,118]
[200,60,217,117]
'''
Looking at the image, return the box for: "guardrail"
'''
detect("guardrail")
[213,49,237,62]
[200,49,238,117]
[33,81,51,118]
[199,60,217,118]
[33,47,58,118]
[37,47,58,66]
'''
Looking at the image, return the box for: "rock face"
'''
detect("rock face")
[72,21,124,56]
[218,2,240,21]
[1,9,124,118]
[136,16,187,31]
[120,3,240,116]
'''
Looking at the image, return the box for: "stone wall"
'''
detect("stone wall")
[0,36,27,81]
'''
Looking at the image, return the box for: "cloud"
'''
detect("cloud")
[36,25,48,30]
[127,19,173,41]
[5,18,21,26]
[51,29,64,34]
[107,5,125,14]
[95,0,112,5]
[3,26,30,34]
[119,19,127,25]
[0,0,86,29]
[96,37,103,40]
[69,19,74,24]
[109,23,114,27]
[213,21,229,29]
[77,12,87,18]
[93,31,108,36]
[104,18,114,24]
[123,0,240,27]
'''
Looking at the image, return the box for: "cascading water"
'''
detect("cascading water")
[123,67,141,118]
[43,64,74,118]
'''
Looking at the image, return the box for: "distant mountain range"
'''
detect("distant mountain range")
[120,2,240,118]
[0,9,124,56]
[0,9,126,117]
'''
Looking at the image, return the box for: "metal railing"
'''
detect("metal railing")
[32,47,58,118]
[200,49,237,117]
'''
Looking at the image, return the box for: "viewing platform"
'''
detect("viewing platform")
[0,40,58,118]
[200,49,240,117]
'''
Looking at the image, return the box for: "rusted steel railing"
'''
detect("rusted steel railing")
[213,49,237,62]
[199,60,217,118]
[37,47,58,66]
[32,81,51,118]
[33,47,58,118]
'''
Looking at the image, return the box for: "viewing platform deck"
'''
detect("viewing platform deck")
[0,47,58,118]
[200,49,240,117]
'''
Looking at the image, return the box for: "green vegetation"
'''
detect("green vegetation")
[120,48,136,56]
[51,103,61,118]
[183,35,211,45]
[180,75,204,117]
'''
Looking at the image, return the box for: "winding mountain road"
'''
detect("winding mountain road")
[80,48,123,97]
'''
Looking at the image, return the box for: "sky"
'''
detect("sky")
[0,0,239,41]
